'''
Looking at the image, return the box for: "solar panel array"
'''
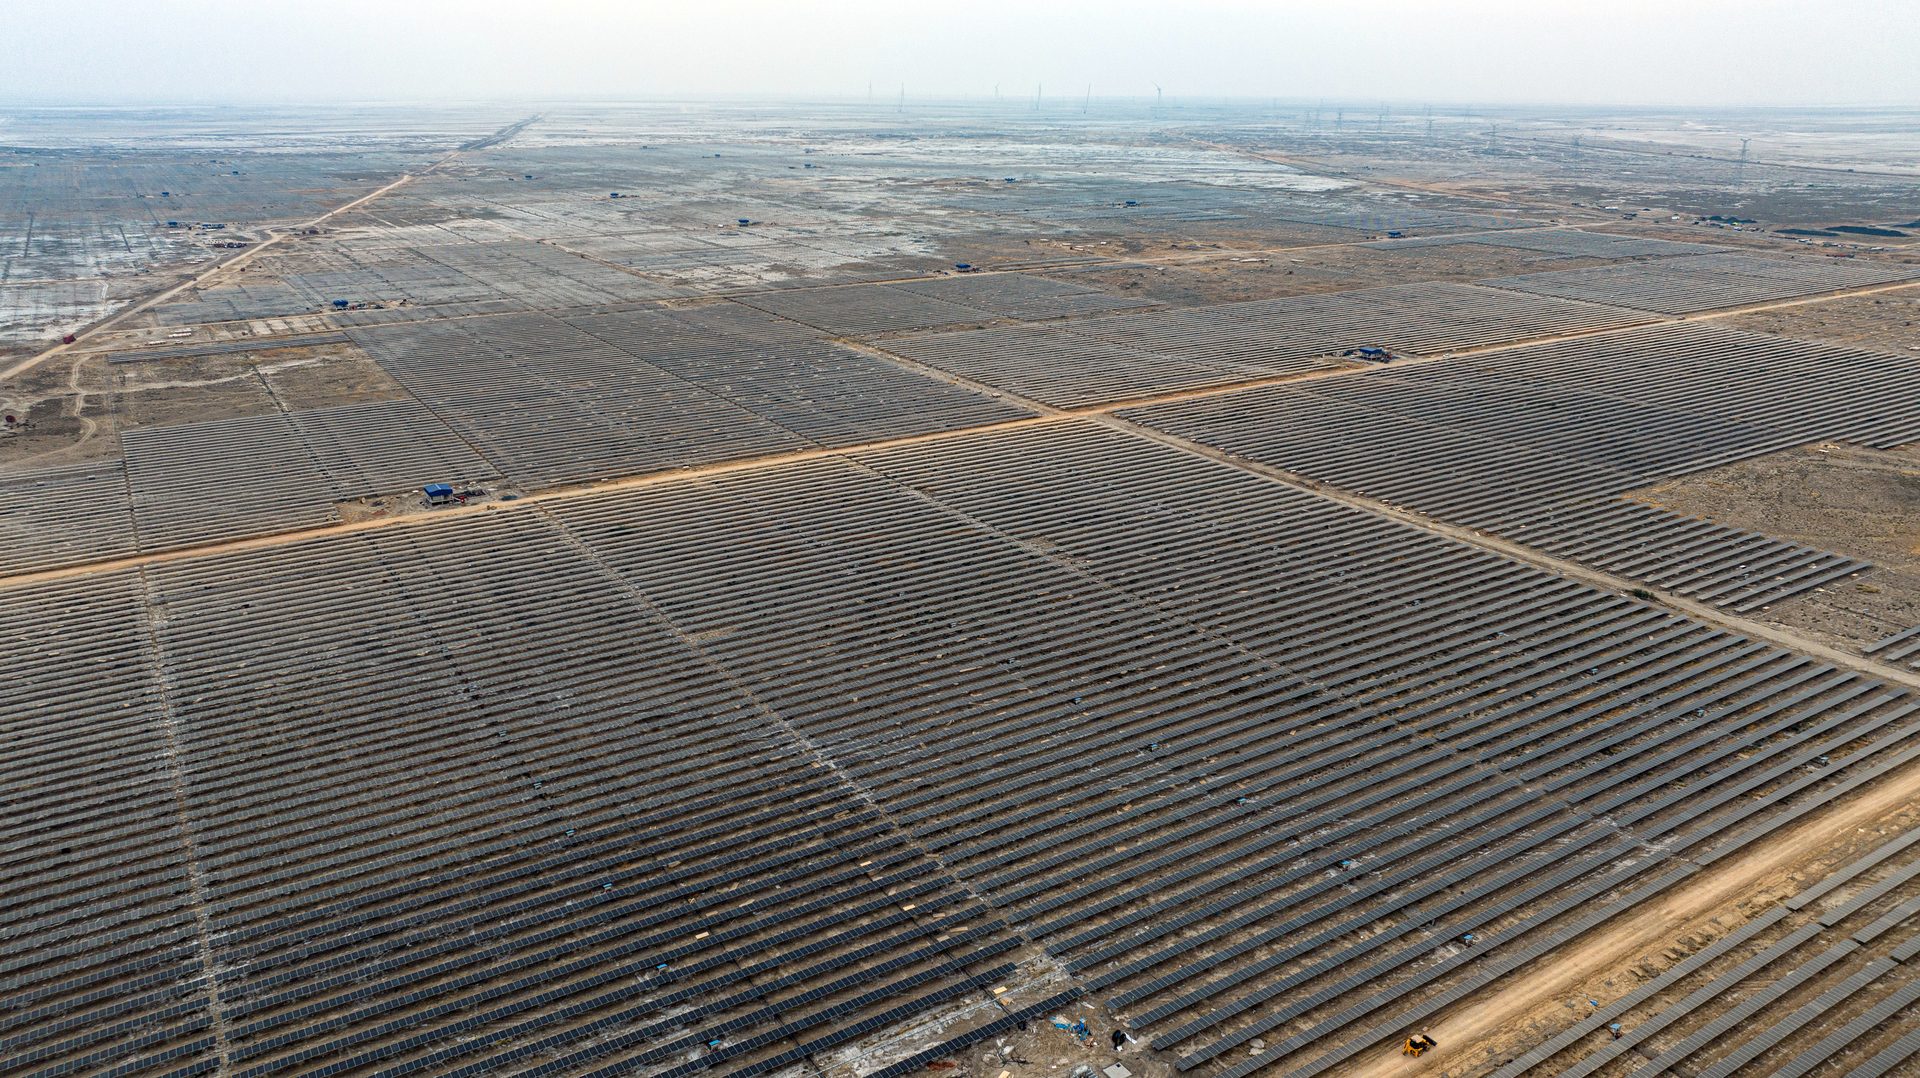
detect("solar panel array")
[282,240,681,313]
[563,308,1033,445]
[1129,322,1920,610]
[120,412,340,552]
[0,515,1027,1078]
[288,398,501,500]
[0,572,221,1078]
[882,324,1294,408]
[17,106,1920,1078]
[557,230,945,295]
[327,299,526,327]
[862,180,1527,254]
[719,285,989,338]
[889,274,1158,320]
[1075,281,1648,363]
[107,334,352,365]
[1502,497,1868,613]
[1368,228,1726,259]
[882,282,1654,407]
[731,273,1155,338]
[7,305,1038,575]
[545,424,1914,1076]
[1866,624,1920,671]
[152,283,318,326]
[1261,206,1530,235]
[349,306,1034,488]
[12,422,1920,1078]
[1495,823,1920,1078]
[108,402,505,554]
[2,140,430,340]
[1482,251,1920,314]
[0,461,138,574]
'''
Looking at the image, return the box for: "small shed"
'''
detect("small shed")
[423,483,455,506]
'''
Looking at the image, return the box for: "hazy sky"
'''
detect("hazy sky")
[6,0,1917,107]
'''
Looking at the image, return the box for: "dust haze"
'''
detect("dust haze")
[5,0,1918,106]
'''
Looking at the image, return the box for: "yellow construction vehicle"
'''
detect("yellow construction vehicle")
[1402,1034,1438,1057]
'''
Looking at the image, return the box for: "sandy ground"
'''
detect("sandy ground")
[1636,442,1920,651]
[1724,289,1920,357]
[0,356,120,469]
[0,342,408,475]
[255,345,409,410]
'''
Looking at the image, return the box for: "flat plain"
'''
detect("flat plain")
[4,99,1920,1078]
